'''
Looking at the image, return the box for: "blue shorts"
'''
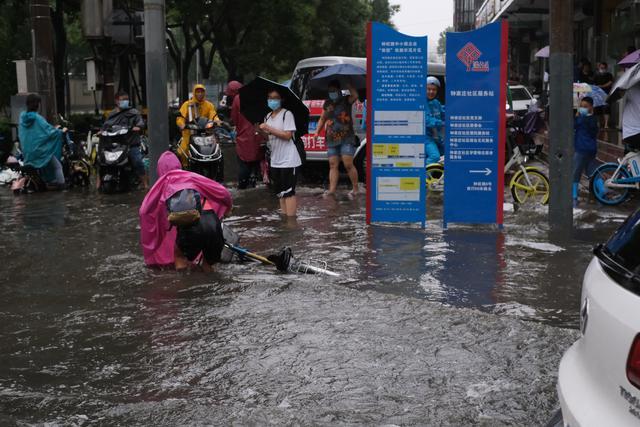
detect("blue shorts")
[327,142,355,158]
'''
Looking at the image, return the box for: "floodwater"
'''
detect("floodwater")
[0,178,633,425]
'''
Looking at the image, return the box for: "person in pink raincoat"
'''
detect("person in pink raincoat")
[139,151,233,270]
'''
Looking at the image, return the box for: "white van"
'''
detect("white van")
[289,56,445,180]
[289,56,367,163]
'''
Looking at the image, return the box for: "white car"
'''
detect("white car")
[509,85,537,116]
[553,210,640,426]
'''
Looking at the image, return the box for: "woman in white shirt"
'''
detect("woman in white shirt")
[258,88,301,217]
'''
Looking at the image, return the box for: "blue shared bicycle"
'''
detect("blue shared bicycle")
[590,151,640,205]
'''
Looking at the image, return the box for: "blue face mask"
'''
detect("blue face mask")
[328,91,340,101]
[268,99,281,111]
[118,100,130,109]
[578,107,590,116]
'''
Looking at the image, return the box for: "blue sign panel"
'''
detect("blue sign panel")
[443,21,508,227]
[366,22,428,226]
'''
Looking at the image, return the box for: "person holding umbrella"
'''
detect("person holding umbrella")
[316,79,360,198]
[238,77,309,217]
[608,62,640,151]
[257,87,301,217]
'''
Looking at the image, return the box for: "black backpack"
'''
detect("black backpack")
[267,110,306,165]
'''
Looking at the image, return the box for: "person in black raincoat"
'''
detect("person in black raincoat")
[99,90,148,189]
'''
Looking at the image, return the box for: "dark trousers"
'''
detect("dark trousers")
[573,151,597,183]
[238,158,260,189]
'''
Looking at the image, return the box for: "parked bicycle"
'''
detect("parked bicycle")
[589,150,640,205]
[426,113,550,206]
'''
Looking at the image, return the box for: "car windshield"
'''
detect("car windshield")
[596,209,640,291]
[289,66,328,101]
[510,87,532,101]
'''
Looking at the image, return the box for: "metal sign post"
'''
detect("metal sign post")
[548,0,574,236]
[366,22,428,227]
[443,21,508,227]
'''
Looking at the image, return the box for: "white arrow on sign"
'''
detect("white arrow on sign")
[469,168,492,176]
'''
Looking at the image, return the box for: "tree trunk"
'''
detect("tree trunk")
[51,1,66,117]
[101,40,115,110]
[197,44,216,82]
[218,50,241,83]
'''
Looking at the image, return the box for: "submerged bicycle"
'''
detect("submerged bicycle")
[589,150,640,205]
[425,117,550,206]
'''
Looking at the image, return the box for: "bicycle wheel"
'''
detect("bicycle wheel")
[589,163,630,205]
[426,163,444,192]
[510,168,550,205]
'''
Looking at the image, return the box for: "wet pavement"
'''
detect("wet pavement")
[0,178,635,425]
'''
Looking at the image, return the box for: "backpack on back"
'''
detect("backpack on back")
[267,110,306,165]
[166,189,202,226]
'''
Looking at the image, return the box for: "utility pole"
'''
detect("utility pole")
[143,0,169,183]
[30,0,57,121]
[548,0,574,236]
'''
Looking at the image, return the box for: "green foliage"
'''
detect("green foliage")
[65,13,91,75]
[368,0,399,26]
[437,26,454,57]
[0,0,399,107]
[0,115,11,140]
[166,0,399,84]
[0,0,31,110]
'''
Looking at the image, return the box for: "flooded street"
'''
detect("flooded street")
[0,180,633,425]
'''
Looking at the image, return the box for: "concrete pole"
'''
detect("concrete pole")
[548,0,574,236]
[30,0,57,121]
[143,0,169,184]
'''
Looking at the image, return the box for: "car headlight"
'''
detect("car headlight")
[104,150,124,162]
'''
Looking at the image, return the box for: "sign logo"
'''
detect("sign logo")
[457,42,489,72]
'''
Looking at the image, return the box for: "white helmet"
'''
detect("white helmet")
[426,76,441,87]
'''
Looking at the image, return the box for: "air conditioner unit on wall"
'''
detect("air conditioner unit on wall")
[81,0,113,39]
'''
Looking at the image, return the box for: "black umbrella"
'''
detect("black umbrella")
[309,63,367,90]
[238,77,309,137]
[308,64,367,101]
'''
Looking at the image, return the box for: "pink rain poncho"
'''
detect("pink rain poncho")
[139,151,233,267]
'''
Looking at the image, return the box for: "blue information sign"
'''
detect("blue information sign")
[443,21,508,227]
[366,22,428,226]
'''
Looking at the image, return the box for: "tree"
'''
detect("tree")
[436,26,453,59]
[368,0,399,26]
[168,0,400,89]
[210,0,314,82]
[166,0,217,101]
[0,0,31,111]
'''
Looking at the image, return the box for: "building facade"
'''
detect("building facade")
[454,0,484,32]
[473,0,640,91]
